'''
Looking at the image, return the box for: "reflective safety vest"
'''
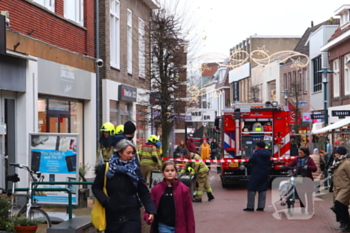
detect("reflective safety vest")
[182,153,209,175]
[140,144,161,166]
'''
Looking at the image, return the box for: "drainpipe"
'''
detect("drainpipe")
[95,0,100,147]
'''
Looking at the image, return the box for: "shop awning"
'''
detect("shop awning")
[312,117,350,134]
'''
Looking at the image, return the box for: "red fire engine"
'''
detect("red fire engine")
[220,102,292,188]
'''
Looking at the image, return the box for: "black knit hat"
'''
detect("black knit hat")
[335,146,347,155]
[124,121,136,134]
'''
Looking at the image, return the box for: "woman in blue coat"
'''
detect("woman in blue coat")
[243,140,271,212]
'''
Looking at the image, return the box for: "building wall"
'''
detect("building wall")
[0,0,95,58]
[99,0,151,89]
[329,39,350,107]
[309,25,338,111]
[251,61,281,103]
[250,37,301,66]
[279,59,310,112]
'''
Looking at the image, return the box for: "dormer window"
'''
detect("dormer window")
[335,4,350,29]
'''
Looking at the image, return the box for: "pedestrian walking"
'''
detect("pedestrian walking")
[174,140,186,158]
[290,138,299,157]
[210,139,219,160]
[145,161,195,233]
[186,134,197,153]
[243,141,271,212]
[180,149,215,202]
[310,148,324,193]
[199,138,211,171]
[328,146,350,231]
[92,139,156,232]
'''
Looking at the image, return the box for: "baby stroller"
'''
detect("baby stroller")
[279,170,299,216]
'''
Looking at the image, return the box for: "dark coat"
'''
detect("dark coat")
[145,180,195,233]
[286,156,317,181]
[247,148,271,192]
[92,164,156,232]
[290,142,299,157]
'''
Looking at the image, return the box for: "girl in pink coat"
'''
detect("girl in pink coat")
[145,161,195,233]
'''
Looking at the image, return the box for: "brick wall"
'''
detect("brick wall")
[0,0,95,57]
[99,0,153,90]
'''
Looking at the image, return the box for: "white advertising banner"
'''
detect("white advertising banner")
[186,109,216,122]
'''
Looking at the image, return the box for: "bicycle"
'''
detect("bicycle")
[8,163,52,228]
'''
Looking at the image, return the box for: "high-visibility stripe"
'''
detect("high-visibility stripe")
[141,159,157,164]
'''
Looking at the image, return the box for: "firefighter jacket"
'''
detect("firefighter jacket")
[181,153,209,176]
[140,143,162,167]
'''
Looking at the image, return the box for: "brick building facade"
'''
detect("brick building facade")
[0,0,97,187]
[98,0,159,147]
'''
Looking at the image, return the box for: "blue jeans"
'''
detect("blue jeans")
[158,223,175,233]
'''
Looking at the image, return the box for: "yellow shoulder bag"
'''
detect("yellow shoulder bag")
[91,162,109,231]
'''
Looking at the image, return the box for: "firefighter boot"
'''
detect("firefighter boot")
[207,192,215,201]
[192,198,202,203]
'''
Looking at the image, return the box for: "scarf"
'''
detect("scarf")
[107,154,139,187]
[200,143,210,160]
[329,155,347,174]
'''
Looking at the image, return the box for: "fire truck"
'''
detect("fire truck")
[220,102,292,188]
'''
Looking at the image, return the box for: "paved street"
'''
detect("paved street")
[193,169,339,233]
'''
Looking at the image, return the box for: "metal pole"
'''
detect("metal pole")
[95,0,100,148]
[323,79,328,151]
[323,80,328,127]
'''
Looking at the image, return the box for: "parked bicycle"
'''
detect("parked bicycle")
[9,163,52,228]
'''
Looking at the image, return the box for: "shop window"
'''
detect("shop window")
[136,105,147,149]
[110,100,119,126]
[38,98,47,132]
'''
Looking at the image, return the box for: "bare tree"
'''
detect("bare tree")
[287,71,307,146]
[147,8,187,157]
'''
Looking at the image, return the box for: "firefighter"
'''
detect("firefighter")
[140,135,162,183]
[97,122,115,163]
[115,124,124,134]
[180,149,215,202]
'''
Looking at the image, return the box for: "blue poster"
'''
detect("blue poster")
[30,134,79,205]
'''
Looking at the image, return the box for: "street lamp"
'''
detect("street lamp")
[281,89,290,107]
[316,68,334,127]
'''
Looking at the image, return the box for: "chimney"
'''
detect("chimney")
[311,21,314,27]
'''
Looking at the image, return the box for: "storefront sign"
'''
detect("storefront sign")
[186,109,216,122]
[332,110,350,118]
[119,84,137,102]
[311,113,324,119]
[302,113,312,122]
[38,58,92,99]
[29,133,79,205]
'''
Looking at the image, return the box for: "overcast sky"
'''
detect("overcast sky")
[179,0,347,58]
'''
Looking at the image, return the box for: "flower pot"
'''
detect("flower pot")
[14,225,37,233]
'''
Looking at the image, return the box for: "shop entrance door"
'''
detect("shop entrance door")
[48,112,70,133]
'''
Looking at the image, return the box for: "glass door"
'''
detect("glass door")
[48,114,70,133]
